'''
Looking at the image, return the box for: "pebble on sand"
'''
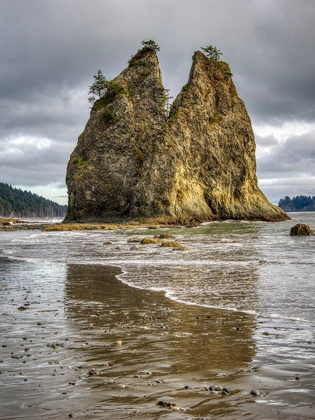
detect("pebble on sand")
[250,389,261,396]
[130,245,141,251]
[88,369,100,376]
[154,234,175,239]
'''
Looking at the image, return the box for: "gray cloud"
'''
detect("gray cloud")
[256,134,279,148]
[2,0,315,122]
[0,0,315,203]
[233,0,315,124]
[0,143,68,187]
[257,131,315,202]
[258,177,315,205]
[257,132,315,178]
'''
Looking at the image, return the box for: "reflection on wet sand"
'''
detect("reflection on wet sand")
[2,257,313,419]
[0,257,258,419]
[64,264,258,419]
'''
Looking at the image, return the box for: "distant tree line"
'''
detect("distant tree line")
[0,182,67,217]
[278,195,315,212]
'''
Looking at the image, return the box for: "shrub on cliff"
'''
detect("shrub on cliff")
[201,45,223,68]
[88,70,108,104]
[141,39,160,51]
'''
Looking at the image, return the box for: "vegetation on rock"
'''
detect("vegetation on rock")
[74,157,88,167]
[128,40,160,66]
[93,81,128,108]
[88,70,108,104]
[88,70,128,106]
[100,108,122,126]
[140,237,162,244]
[141,39,160,51]
[160,241,183,248]
[154,234,175,239]
[201,45,223,70]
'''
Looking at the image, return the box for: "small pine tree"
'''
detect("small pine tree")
[88,70,109,104]
[141,39,160,51]
[201,45,223,69]
[164,88,173,113]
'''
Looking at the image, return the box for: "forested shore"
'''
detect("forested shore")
[278,195,315,212]
[0,182,67,217]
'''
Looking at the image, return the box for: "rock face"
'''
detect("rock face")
[65,47,289,223]
[290,224,314,236]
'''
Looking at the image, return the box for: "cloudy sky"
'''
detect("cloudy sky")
[1,0,314,205]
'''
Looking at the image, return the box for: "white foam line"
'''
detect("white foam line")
[115,268,313,323]
[115,270,257,315]
[268,313,312,324]
[2,235,313,325]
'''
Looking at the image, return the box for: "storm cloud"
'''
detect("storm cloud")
[1,0,314,204]
[256,131,315,203]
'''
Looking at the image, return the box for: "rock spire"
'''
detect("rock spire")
[64,46,289,223]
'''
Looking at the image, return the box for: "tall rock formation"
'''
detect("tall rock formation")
[65,47,289,223]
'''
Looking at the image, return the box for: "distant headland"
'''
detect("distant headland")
[278,195,315,212]
[0,182,67,218]
[64,41,289,224]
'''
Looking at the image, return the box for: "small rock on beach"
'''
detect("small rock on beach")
[290,224,314,236]
[250,389,261,396]
[130,245,141,251]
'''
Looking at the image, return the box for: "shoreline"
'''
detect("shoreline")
[0,211,292,232]
[116,268,258,318]
[1,257,314,419]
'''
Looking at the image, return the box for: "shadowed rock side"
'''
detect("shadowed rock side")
[65,48,167,222]
[65,48,289,223]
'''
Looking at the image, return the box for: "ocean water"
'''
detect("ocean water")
[0,212,314,418]
[1,213,314,323]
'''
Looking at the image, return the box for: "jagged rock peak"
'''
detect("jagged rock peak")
[64,46,289,224]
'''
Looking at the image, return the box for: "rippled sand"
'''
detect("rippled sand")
[0,258,314,419]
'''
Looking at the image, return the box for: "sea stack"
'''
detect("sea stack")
[64,46,289,223]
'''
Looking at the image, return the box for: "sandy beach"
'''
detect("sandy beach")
[1,256,314,419]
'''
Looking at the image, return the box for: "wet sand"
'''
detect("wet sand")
[0,258,314,419]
